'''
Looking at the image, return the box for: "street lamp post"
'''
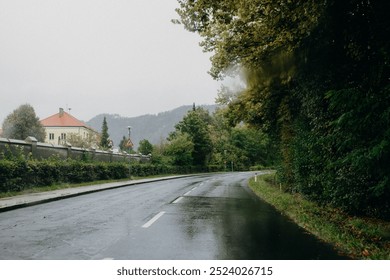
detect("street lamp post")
[128,126,132,179]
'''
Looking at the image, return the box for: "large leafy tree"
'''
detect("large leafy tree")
[171,107,213,166]
[176,0,390,219]
[175,0,322,80]
[138,139,153,155]
[209,108,276,170]
[2,104,46,141]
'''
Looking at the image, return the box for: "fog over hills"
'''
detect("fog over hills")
[86,104,217,149]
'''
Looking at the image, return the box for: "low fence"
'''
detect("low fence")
[0,137,151,163]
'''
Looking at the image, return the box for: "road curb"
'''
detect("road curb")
[0,175,194,213]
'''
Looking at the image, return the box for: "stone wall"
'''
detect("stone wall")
[0,137,150,162]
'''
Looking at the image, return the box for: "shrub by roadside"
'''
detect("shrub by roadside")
[0,159,130,193]
[249,173,390,260]
[0,157,225,195]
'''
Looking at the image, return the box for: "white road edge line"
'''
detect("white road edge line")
[142,211,166,228]
[172,197,183,204]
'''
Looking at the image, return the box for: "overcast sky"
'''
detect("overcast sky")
[0,0,222,123]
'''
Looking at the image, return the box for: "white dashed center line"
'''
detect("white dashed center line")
[142,211,166,228]
[183,190,192,196]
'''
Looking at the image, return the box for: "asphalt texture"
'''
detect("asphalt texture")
[0,172,348,259]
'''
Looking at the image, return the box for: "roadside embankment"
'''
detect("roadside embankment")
[249,172,390,260]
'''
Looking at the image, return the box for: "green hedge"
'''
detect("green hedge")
[0,158,230,194]
[0,159,225,193]
[0,160,129,193]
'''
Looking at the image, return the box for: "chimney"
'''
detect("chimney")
[59,108,64,117]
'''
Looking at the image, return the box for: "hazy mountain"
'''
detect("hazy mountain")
[86,104,217,149]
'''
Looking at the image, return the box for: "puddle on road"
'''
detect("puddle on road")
[175,195,348,260]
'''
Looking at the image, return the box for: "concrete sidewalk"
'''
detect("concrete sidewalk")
[0,175,190,212]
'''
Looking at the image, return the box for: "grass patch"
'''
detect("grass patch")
[249,173,390,260]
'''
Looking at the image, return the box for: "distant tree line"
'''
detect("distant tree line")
[150,105,276,171]
[176,0,390,220]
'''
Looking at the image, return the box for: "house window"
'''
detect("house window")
[61,133,66,140]
[49,133,54,140]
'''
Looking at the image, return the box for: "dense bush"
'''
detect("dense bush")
[290,86,390,219]
[0,157,227,194]
[175,0,390,220]
[0,160,23,192]
[0,159,129,193]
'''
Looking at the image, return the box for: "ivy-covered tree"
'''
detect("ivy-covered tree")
[2,104,46,141]
[176,0,390,219]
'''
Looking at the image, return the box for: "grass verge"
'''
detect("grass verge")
[249,172,390,260]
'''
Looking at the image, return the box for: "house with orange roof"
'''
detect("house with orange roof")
[40,108,98,146]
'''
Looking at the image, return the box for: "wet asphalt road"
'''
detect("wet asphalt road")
[0,172,346,259]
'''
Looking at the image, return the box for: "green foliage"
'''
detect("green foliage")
[2,104,46,141]
[165,133,194,166]
[99,116,112,150]
[0,144,27,161]
[289,84,390,218]
[170,107,213,166]
[153,105,277,171]
[0,156,219,194]
[249,173,390,259]
[176,0,390,220]
[138,139,153,155]
[231,126,271,166]
[66,132,97,149]
[209,106,278,170]
[0,158,129,193]
[175,0,322,80]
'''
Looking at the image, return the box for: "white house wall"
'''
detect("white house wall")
[44,126,96,145]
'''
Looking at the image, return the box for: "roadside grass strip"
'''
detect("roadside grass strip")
[249,173,390,260]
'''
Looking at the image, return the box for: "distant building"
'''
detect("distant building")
[40,108,98,146]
